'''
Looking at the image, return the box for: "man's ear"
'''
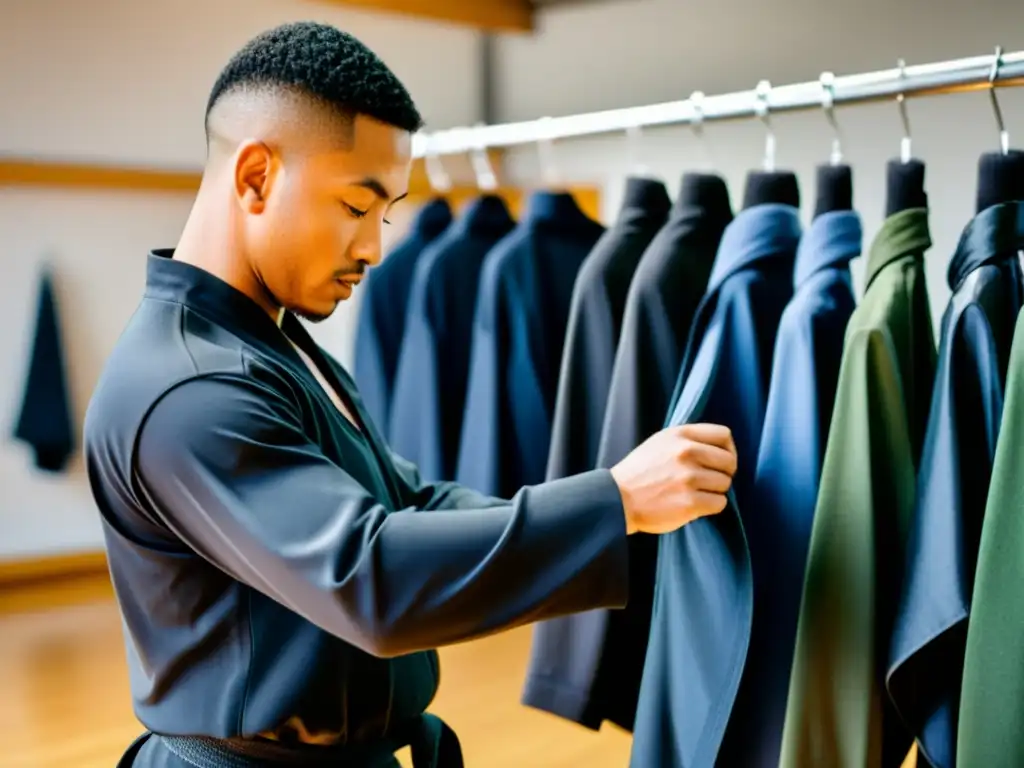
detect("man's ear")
[234,140,276,214]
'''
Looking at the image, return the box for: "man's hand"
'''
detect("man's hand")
[610,424,738,535]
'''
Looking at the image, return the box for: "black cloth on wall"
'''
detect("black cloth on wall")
[519,174,733,732]
[13,266,75,472]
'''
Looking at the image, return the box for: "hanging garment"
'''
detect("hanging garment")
[455,192,605,498]
[950,212,1024,768]
[85,251,631,768]
[387,196,516,482]
[520,174,732,733]
[887,201,1023,768]
[630,203,802,768]
[543,177,671,480]
[13,266,76,472]
[780,208,935,768]
[520,176,670,729]
[742,210,862,766]
[353,198,452,434]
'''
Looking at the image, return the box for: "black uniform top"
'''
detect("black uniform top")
[82,251,629,764]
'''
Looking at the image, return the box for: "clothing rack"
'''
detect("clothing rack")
[412,48,1024,158]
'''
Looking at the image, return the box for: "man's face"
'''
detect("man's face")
[235,114,413,322]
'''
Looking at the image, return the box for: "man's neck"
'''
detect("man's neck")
[174,189,281,322]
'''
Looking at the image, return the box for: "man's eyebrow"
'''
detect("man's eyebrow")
[354,177,408,205]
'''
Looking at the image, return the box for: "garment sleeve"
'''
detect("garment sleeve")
[134,374,629,660]
[957,311,1024,768]
[387,285,446,483]
[779,328,917,768]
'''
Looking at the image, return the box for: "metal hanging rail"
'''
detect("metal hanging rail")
[412,48,1024,158]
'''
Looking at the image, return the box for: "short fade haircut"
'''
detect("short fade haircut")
[204,21,424,139]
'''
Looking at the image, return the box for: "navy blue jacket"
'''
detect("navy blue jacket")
[744,210,861,766]
[887,201,1024,768]
[631,203,802,768]
[84,251,629,768]
[353,199,452,434]
[520,175,732,732]
[455,192,605,498]
[387,196,516,482]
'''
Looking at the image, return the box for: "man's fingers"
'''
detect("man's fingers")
[687,490,729,519]
[687,468,734,494]
[679,423,737,455]
[679,439,738,477]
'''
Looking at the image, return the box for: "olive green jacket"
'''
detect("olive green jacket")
[780,208,935,768]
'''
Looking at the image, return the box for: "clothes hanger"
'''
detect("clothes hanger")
[625,121,659,182]
[813,71,854,219]
[678,90,730,210]
[423,133,453,196]
[742,79,800,209]
[885,59,928,216]
[975,46,1024,213]
[469,124,500,193]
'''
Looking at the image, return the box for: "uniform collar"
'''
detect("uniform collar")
[864,208,932,289]
[794,210,862,285]
[450,194,515,236]
[947,201,1024,292]
[144,250,309,362]
[706,203,801,293]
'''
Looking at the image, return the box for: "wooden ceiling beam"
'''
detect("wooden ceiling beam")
[310,0,535,33]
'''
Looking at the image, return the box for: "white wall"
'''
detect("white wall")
[499,0,1024,318]
[3,0,1024,558]
[0,0,481,558]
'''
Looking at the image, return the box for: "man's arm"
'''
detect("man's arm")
[134,373,629,659]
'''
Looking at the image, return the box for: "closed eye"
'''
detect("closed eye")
[344,203,391,225]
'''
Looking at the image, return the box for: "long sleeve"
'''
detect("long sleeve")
[388,284,447,483]
[887,307,1004,768]
[957,311,1024,768]
[135,374,629,660]
[455,264,508,496]
[779,328,917,768]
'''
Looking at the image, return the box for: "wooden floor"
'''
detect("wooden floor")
[0,581,631,768]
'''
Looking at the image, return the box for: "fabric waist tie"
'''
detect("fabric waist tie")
[154,713,463,768]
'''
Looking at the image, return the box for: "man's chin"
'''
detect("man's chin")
[292,305,335,324]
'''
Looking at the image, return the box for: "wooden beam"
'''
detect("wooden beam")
[311,0,534,33]
[0,153,507,199]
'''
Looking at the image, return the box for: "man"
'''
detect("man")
[83,21,737,768]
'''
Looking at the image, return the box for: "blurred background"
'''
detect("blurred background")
[2,0,1023,765]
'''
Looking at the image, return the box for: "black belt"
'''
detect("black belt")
[117,713,463,768]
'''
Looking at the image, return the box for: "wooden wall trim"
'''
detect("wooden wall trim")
[310,0,534,33]
[0,153,507,199]
[0,550,109,587]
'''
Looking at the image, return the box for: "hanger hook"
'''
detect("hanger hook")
[896,59,912,164]
[625,122,652,177]
[989,45,1010,155]
[468,124,499,191]
[820,71,843,165]
[423,133,453,193]
[690,90,715,171]
[755,80,776,172]
[536,116,561,187]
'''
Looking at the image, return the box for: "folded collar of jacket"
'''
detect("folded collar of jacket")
[947,200,1024,292]
[865,207,932,289]
[706,203,802,292]
[794,209,863,286]
[410,197,455,238]
[450,194,516,236]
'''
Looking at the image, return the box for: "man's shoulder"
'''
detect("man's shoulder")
[83,298,286,456]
